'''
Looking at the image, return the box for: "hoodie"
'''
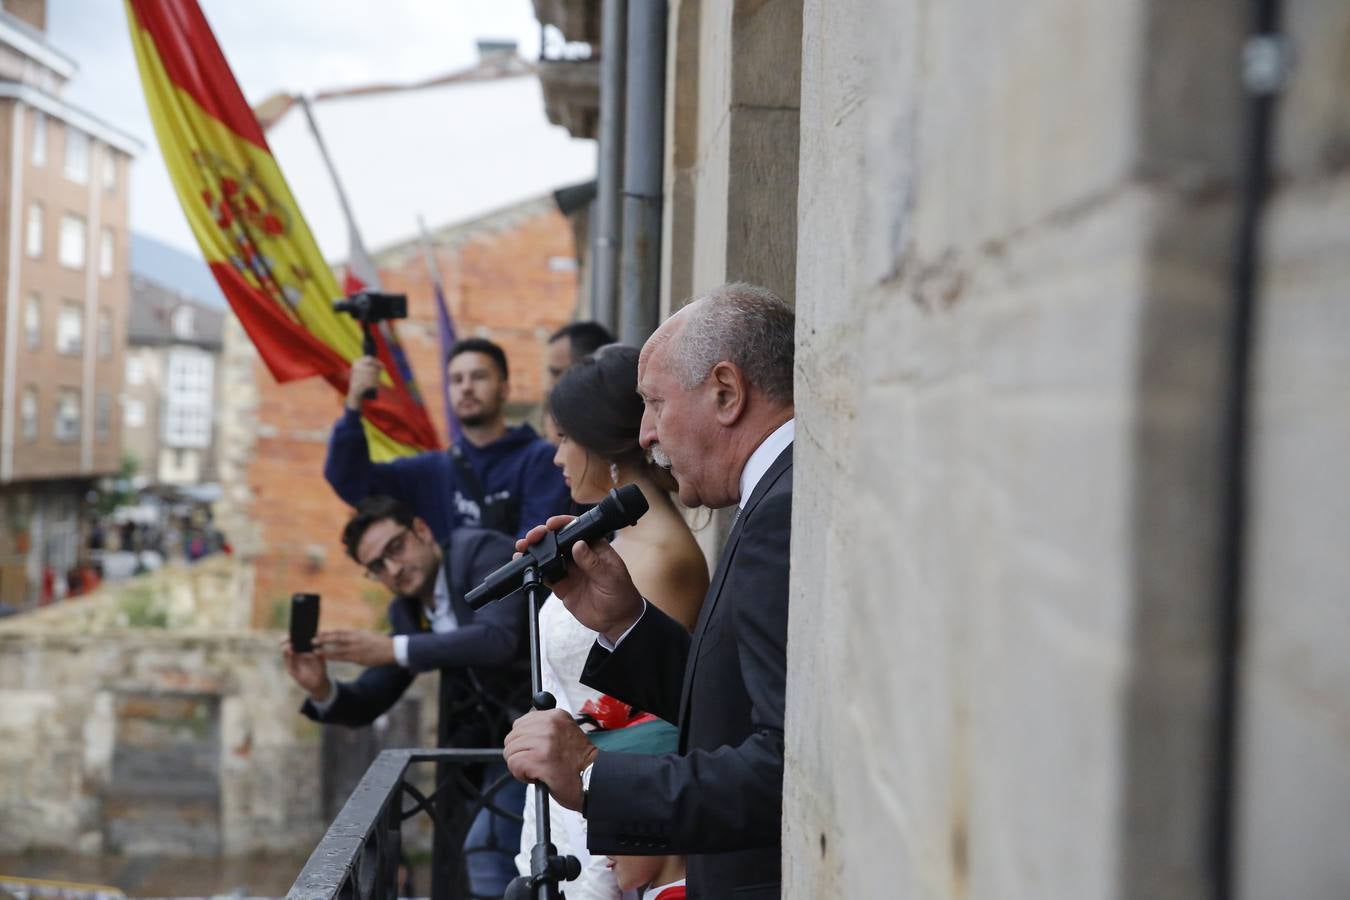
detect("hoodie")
[324,408,570,542]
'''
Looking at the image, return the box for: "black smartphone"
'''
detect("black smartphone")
[289,593,320,653]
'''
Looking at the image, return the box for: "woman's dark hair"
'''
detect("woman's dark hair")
[548,344,644,463]
[342,495,417,562]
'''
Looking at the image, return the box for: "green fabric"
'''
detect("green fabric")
[587,718,679,754]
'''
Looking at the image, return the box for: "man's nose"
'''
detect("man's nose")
[384,557,405,579]
[638,406,657,449]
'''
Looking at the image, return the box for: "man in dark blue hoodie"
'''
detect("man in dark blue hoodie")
[325,337,570,542]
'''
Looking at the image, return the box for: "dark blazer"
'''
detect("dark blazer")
[300,527,528,748]
[582,444,792,900]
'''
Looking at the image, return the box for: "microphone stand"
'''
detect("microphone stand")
[505,533,581,900]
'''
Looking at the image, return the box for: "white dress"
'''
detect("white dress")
[515,594,626,900]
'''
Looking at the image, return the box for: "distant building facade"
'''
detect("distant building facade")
[122,275,223,487]
[0,1,138,607]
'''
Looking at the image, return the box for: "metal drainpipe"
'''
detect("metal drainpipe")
[1211,1,1288,898]
[618,0,667,346]
[592,0,627,331]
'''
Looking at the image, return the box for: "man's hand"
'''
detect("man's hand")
[503,709,598,812]
[281,638,332,702]
[345,356,383,410]
[516,516,645,644]
[315,629,396,667]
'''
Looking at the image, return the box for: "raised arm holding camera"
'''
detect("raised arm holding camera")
[324,333,571,543]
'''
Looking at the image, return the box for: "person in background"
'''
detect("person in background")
[543,321,616,446]
[282,495,527,898]
[325,337,570,542]
[545,321,615,391]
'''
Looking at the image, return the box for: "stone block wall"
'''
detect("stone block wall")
[0,566,438,858]
[783,1,1349,898]
[0,630,325,857]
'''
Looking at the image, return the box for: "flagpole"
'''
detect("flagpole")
[418,214,462,445]
[297,94,382,290]
[416,215,443,290]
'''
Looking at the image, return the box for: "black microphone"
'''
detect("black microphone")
[465,484,649,609]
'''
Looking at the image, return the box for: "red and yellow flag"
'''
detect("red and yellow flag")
[125,0,440,459]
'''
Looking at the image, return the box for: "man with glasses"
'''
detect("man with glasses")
[281,494,528,897]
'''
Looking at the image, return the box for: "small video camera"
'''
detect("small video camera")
[332,291,407,325]
[333,292,409,400]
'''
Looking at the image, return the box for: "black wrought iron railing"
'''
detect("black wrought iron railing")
[286,748,521,900]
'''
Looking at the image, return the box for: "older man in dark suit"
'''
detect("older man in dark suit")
[504,283,795,899]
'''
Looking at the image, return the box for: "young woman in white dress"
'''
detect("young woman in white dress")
[515,344,708,899]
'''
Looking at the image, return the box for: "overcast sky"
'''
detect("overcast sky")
[46,0,558,255]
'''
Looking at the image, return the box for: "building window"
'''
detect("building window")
[26,203,42,258]
[24,293,40,349]
[123,397,145,428]
[58,214,86,269]
[99,229,114,277]
[126,355,144,386]
[103,153,116,192]
[31,110,45,166]
[56,301,82,355]
[54,388,80,442]
[21,387,37,440]
[97,307,111,357]
[163,349,214,448]
[95,392,111,441]
[171,306,194,340]
[64,128,89,183]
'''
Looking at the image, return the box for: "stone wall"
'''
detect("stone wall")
[666,0,801,315]
[783,1,1349,899]
[0,560,438,858]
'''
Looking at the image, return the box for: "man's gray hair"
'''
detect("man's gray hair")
[670,283,794,404]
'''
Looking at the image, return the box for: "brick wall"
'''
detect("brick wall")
[242,198,579,627]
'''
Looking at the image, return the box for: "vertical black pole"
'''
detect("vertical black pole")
[502,564,578,900]
[1211,2,1284,898]
[593,0,627,330]
[618,0,667,345]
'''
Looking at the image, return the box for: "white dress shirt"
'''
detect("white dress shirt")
[737,418,794,511]
[392,566,458,666]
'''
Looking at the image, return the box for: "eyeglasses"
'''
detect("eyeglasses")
[362,527,412,579]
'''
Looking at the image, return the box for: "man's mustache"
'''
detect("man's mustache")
[649,444,673,470]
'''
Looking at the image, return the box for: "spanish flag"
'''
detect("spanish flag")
[125,0,440,459]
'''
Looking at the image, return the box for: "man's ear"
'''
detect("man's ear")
[412,517,435,543]
[708,361,748,426]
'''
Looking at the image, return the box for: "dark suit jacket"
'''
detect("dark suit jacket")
[300,527,528,748]
[582,444,792,900]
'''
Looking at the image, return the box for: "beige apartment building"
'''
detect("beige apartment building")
[123,274,223,488]
[0,0,138,607]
